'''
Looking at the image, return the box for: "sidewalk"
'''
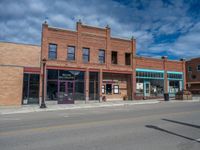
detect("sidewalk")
[0,100,160,115]
[0,99,199,115]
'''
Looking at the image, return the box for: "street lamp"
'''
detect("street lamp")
[40,58,47,108]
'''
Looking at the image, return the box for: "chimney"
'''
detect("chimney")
[161,56,168,60]
[180,58,185,61]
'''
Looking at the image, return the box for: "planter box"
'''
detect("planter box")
[175,90,192,100]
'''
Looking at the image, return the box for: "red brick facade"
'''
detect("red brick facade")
[40,21,185,101]
[186,58,200,94]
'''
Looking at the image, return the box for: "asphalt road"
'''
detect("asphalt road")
[0,102,200,150]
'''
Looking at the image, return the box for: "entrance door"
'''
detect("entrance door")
[144,81,150,97]
[58,81,75,104]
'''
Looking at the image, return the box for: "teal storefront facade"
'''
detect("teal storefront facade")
[136,68,184,99]
[167,71,184,97]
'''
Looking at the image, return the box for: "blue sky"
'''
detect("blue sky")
[0,0,200,60]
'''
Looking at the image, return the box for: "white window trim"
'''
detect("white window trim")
[113,85,119,94]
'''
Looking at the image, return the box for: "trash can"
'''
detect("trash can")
[164,93,169,101]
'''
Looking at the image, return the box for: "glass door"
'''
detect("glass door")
[58,81,75,104]
[144,81,150,97]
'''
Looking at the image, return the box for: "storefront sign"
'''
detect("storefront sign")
[103,80,119,83]
[59,73,75,80]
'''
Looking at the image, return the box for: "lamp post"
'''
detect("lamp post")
[40,58,47,108]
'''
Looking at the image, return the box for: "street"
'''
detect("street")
[0,102,200,150]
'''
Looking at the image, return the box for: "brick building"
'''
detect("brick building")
[0,42,40,106]
[40,21,186,104]
[186,57,200,94]
[0,21,186,106]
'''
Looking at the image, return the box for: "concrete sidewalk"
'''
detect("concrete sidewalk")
[0,100,160,115]
[0,99,199,115]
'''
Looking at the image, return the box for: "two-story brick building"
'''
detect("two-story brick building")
[40,21,186,104]
[41,21,135,104]
[0,21,186,106]
[186,57,200,94]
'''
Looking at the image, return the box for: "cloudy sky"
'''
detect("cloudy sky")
[0,0,200,59]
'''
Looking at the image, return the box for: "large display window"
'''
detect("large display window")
[136,78,164,97]
[23,73,40,104]
[47,69,85,101]
[167,72,183,96]
[89,72,99,100]
[136,69,164,97]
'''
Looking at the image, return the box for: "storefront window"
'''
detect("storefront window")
[136,78,164,97]
[47,81,58,100]
[74,81,85,100]
[167,72,183,95]
[113,85,119,94]
[167,73,182,79]
[47,69,85,101]
[89,72,99,100]
[48,69,58,80]
[136,79,144,96]
[169,80,180,93]
[23,73,40,104]
[136,69,164,97]
[102,85,105,94]
[136,71,164,79]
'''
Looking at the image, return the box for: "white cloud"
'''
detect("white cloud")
[171,22,200,57]
[0,0,199,59]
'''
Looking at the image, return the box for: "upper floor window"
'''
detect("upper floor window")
[67,46,75,61]
[111,51,118,64]
[99,49,105,64]
[48,44,57,59]
[82,48,90,63]
[125,53,131,65]
[188,66,192,72]
[197,65,200,71]
[191,75,196,79]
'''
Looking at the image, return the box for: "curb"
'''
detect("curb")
[168,99,200,103]
[1,100,199,115]
[0,101,160,115]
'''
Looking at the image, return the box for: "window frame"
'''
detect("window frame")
[188,66,192,72]
[111,51,118,64]
[82,47,90,63]
[125,53,131,66]
[197,65,200,71]
[67,46,75,61]
[48,44,57,59]
[113,85,119,94]
[99,49,105,64]
[102,85,105,94]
